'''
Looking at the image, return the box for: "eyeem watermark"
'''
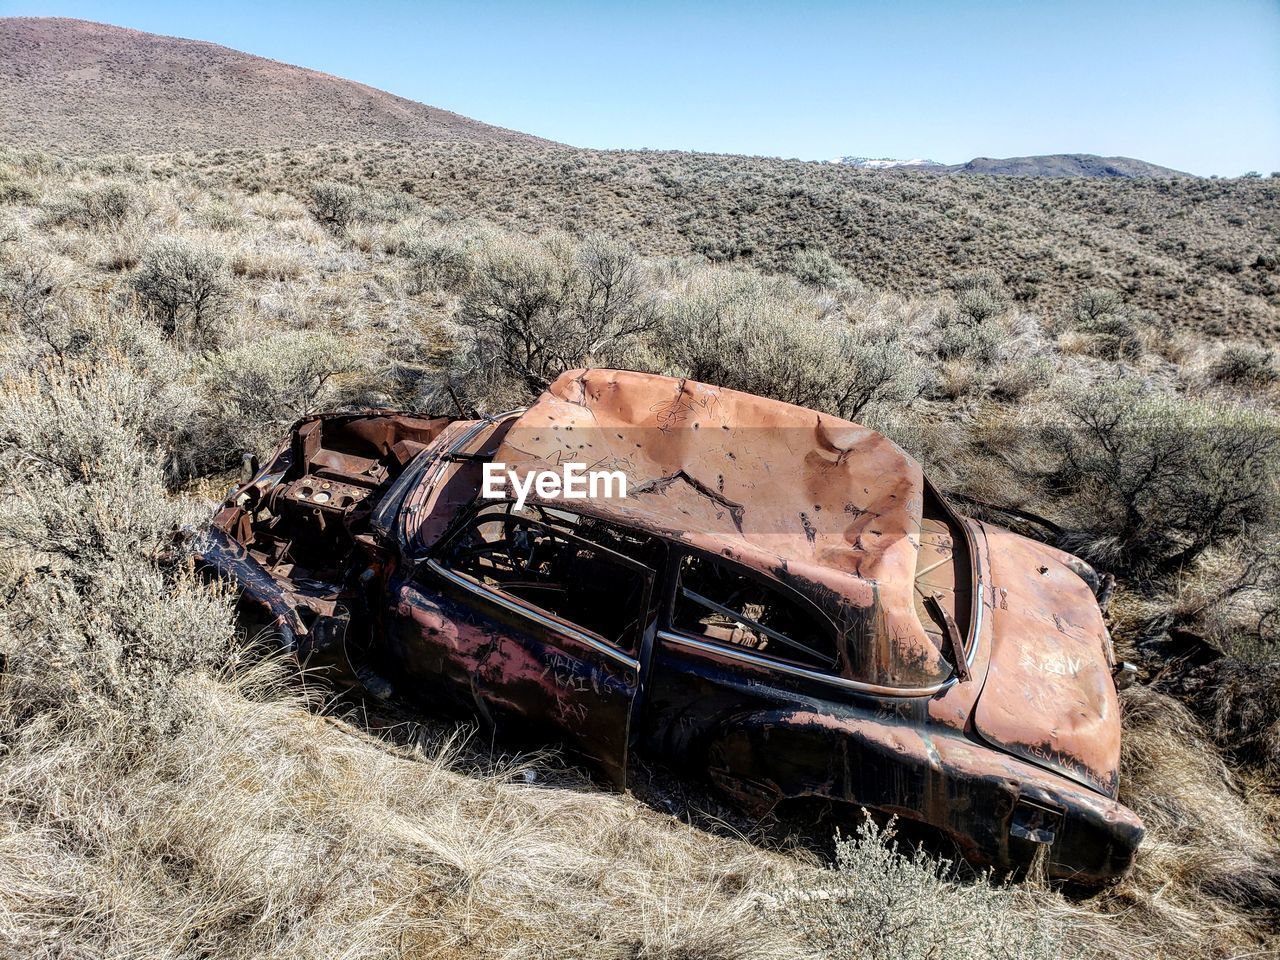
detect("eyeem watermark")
[481,463,628,510]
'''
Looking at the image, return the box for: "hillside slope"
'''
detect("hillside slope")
[837,154,1192,178]
[185,142,1278,337]
[0,17,551,152]
[951,154,1192,178]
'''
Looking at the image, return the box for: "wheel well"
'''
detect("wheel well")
[771,796,986,879]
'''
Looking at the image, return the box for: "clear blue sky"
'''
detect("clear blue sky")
[4,0,1278,175]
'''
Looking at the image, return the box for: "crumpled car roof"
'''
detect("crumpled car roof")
[492,368,949,683]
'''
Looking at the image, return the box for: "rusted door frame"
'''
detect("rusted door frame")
[418,518,658,786]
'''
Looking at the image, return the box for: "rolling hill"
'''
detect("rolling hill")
[837,154,1192,178]
[0,17,1272,337]
[951,154,1192,178]
[0,17,551,153]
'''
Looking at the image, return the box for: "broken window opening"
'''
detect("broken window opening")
[910,486,974,679]
[439,502,659,656]
[672,554,838,671]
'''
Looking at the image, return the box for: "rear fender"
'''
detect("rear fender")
[704,707,1141,885]
[704,707,992,844]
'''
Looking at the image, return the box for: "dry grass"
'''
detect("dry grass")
[0,146,1278,959]
[1100,686,1280,951]
[0,665,810,959]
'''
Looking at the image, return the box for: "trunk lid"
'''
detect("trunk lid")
[971,524,1121,797]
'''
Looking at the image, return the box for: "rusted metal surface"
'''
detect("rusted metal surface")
[972,524,1123,796]
[202,410,453,668]
[193,369,1143,888]
[478,370,958,688]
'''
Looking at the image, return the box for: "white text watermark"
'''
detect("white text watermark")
[481,463,628,510]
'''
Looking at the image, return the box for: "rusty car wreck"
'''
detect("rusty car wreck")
[196,368,1144,886]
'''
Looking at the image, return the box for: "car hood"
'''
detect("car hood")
[971,523,1121,797]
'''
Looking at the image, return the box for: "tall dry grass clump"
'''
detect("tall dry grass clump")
[1097,686,1280,950]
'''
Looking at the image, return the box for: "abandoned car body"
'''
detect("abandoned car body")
[196,368,1144,886]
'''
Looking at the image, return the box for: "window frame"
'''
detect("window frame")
[662,548,843,674]
[425,500,659,661]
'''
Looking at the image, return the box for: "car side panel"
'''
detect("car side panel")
[388,568,638,787]
[637,631,848,806]
[388,575,501,722]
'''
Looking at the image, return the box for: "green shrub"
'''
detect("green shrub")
[437,234,656,409]
[1061,288,1145,361]
[771,817,1077,960]
[354,187,418,225]
[41,181,147,230]
[935,316,1003,366]
[653,270,929,420]
[1207,344,1278,388]
[1032,380,1280,572]
[0,170,37,205]
[787,247,848,290]
[199,198,246,232]
[948,270,1009,324]
[195,332,358,471]
[131,239,229,341]
[1067,287,1125,327]
[0,376,234,741]
[400,232,475,294]
[307,180,362,231]
[927,289,1050,398]
[0,246,63,331]
[307,180,418,232]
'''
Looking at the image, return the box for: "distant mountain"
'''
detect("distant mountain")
[835,152,1193,178]
[0,17,551,153]
[953,154,1193,178]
